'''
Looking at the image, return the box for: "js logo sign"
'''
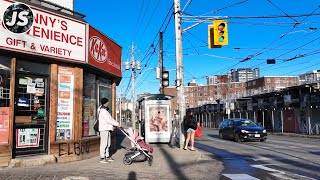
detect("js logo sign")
[3,3,34,34]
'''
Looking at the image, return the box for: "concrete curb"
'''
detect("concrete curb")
[8,155,56,168]
[270,132,320,139]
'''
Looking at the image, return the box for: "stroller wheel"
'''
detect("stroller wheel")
[123,156,132,165]
[148,155,153,166]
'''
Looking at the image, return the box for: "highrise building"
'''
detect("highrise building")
[230,68,260,82]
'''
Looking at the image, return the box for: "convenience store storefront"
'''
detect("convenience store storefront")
[0,0,121,167]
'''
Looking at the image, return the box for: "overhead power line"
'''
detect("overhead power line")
[266,0,299,23]
[183,12,320,21]
[198,0,249,16]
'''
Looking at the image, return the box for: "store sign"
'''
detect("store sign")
[3,2,34,33]
[88,26,122,77]
[0,1,87,62]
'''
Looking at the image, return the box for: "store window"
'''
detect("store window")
[82,73,96,137]
[15,60,49,154]
[81,75,112,137]
[98,77,112,114]
[0,56,11,145]
[0,56,11,107]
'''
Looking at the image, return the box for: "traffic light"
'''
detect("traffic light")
[162,70,169,87]
[208,24,222,48]
[213,20,228,45]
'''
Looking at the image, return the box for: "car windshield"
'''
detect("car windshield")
[235,119,257,127]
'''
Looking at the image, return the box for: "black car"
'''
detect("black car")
[219,118,267,142]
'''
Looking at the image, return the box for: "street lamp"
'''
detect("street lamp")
[125,55,141,129]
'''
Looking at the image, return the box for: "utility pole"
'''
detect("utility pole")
[159,32,164,94]
[174,0,185,149]
[125,43,141,129]
[227,71,231,119]
[119,87,122,126]
[131,44,136,129]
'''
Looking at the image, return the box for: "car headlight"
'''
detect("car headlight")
[263,129,267,133]
[241,130,249,133]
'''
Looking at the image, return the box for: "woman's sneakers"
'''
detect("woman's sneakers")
[105,157,114,162]
[100,158,110,163]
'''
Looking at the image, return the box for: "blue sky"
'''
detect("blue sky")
[75,0,320,99]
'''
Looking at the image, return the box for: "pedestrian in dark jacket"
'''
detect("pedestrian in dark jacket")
[183,110,197,151]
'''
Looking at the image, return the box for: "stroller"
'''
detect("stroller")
[119,127,153,166]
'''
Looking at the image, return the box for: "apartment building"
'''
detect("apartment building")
[245,76,299,97]
[230,68,260,82]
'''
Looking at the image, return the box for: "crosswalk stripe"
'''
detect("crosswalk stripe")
[252,157,299,161]
[222,174,260,180]
[251,165,284,173]
[251,165,317,180]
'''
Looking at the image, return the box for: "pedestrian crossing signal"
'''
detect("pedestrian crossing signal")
[162,70,169,87]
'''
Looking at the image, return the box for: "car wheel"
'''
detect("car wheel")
[235,134,242,143]
[219,131,224,139]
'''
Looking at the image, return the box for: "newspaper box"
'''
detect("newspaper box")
[137,94,173,143]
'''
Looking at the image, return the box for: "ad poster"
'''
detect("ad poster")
[16,128,40,148]
[0,107,10,145]
[146,105,170,140]
[82,98,96,136]
[56,66,74,140]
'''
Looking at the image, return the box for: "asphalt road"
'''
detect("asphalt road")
[195,128,320,180]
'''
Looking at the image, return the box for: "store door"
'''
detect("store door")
[13,73,49,157]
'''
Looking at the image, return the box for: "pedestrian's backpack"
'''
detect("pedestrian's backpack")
[93,107,101,131]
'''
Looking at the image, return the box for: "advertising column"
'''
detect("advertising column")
[56,66,74,140]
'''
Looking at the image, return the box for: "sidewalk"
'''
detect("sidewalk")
[0,128,223,180]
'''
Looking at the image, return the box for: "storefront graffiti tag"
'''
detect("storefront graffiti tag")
[58,140,90,156]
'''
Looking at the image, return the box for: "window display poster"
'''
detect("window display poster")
[16,128,40,148]
[56,66,74,140]
[82,98,96,136]
[146,105,170,139]
[0,107,10,145]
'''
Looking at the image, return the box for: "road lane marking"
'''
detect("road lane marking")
[252,165,316,180]
[207,137,225,143]
[251,165,285,174]
[252,157,299,161]
[223,174,260,180]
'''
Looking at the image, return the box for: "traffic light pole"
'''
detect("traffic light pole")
[159,32,164,94]
[174,0,186,149]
